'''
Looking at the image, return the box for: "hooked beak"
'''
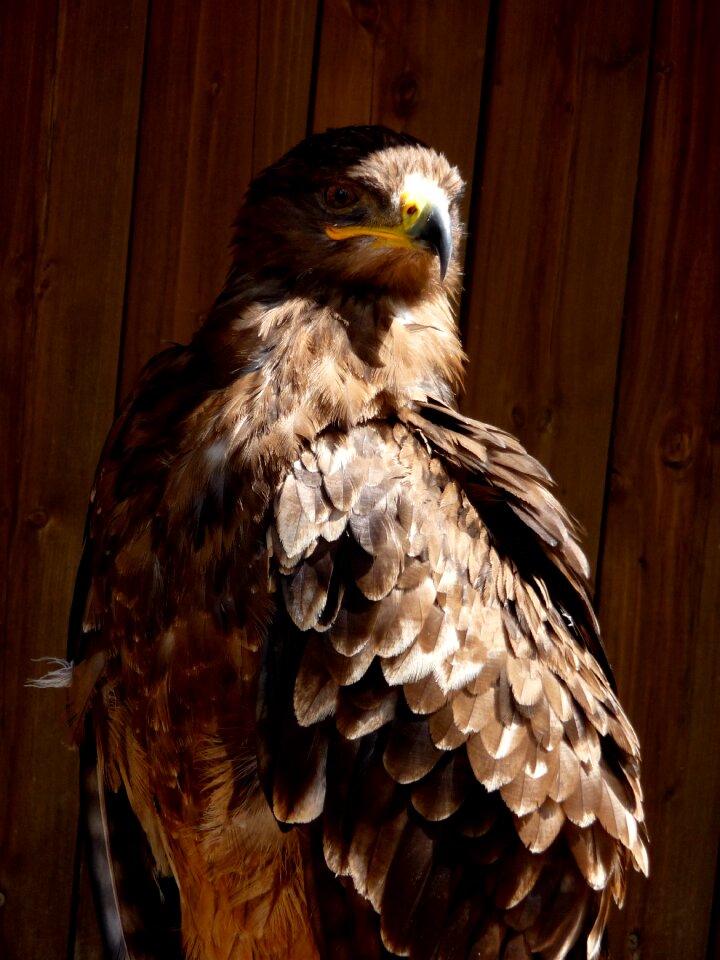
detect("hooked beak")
[405,201,452,280]
[325,182,453,280]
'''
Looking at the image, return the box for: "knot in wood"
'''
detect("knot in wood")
[350,0,381,31]
[27,508,49,529]
[392,72,420,119]
[536,405,554,433]
[511,404,525,429]
[627,929,641,959]
[209,71,224,98]
[660,417,693,470]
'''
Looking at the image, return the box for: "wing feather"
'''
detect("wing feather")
[261,411,647,958]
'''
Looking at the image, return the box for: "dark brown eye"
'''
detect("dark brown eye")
[324,183,359,210]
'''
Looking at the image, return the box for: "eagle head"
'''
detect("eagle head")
[199,127,467,423]
[229,126,465,304]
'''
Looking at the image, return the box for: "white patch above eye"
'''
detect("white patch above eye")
[401,172,451,213]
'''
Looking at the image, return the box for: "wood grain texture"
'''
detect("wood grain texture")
[0,3,60,952]
[460,0,655,573]
[0,1,148,958]
[119,0,320,397]
[118,1,259,396]
[598,0,720,956]
[3,0,719,955]
[312,0,491,224]
[251,0,320,175]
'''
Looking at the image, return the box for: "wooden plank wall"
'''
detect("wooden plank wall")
[1,2,148,957]
[598,1,720,955]
[1,1,717,958]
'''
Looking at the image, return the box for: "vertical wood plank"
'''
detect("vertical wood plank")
[312,0,491,220]
[312,0,377,127]
[0,1,148,958]
[599,0,720,955]
[0,0,55,666]
[118,1,258,396]
[119,0,320,397]
[461,0,654,572]
[0,8,60,951]
[252,0,320,176]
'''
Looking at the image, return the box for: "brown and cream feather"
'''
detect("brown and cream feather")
[58,126,646,960]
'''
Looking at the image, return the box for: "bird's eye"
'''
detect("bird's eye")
[324,183,359,210]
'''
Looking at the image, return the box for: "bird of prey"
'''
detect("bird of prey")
[59,126,647,960]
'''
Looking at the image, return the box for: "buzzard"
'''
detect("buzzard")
[58,126,647,959]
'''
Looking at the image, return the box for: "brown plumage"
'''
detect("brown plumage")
[61,126,647,959]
